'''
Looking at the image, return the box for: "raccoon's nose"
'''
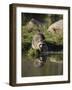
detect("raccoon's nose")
[39,43,45,48]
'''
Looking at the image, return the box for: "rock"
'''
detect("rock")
[26,19,35,31]
[26,18,44,32]
[47,19,63,35]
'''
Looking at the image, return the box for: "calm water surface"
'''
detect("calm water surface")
[22,53,63,77]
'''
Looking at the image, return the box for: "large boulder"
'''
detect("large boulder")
[26,18,43,32]
[47,19,63,44]
[47,19,63,35]
[26,19,36,31]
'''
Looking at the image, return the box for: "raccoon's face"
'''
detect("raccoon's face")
[38,42,46,50]
[32,33,45,50]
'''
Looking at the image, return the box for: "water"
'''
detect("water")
[22,53,63,77]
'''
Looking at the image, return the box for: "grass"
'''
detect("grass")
[21,17,63,57]
[22,24,63,45]
[27,48,40,58]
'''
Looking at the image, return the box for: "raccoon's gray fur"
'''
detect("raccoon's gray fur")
[32,32,45,50]
[32,32,48,53]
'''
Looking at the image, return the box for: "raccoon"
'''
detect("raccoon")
[32,32,45,50]
[32,31,48,56]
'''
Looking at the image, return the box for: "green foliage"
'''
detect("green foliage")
[45,31,63,45]
[21,13,63,57]
[27,48,40,58]
[48,54,63,61]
